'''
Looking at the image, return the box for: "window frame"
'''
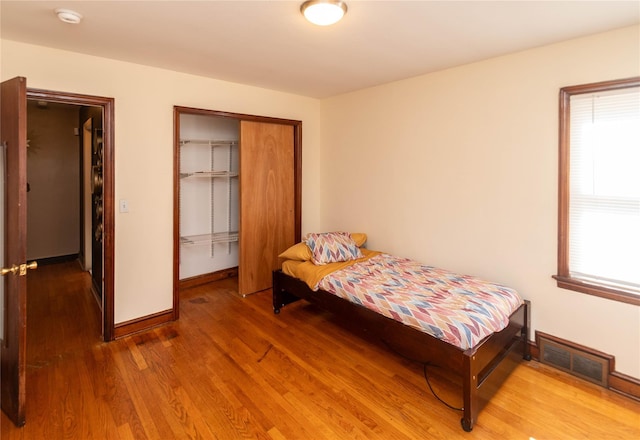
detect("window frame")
[554,77,640,306]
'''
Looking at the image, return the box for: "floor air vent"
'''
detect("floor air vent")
[537,332,610,387]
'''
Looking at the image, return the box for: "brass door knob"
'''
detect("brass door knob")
[1,261,37,277]
[1,265,18,276]
[19,261,38,276]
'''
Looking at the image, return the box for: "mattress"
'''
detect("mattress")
[284,252,522,350]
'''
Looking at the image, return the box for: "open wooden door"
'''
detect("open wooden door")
[239,121,295,296]
[1,76,34,426]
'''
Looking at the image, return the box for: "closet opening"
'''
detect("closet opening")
[177,114,240,287]
[173,106,302,314]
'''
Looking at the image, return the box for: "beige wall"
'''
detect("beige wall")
[320,25,640,377]
[1,39,323,324]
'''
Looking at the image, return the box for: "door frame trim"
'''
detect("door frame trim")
[173,106,302,316]
[27,88,115,341]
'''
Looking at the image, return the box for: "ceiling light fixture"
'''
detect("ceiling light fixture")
[301,0,347,26]
[55,8,82,24]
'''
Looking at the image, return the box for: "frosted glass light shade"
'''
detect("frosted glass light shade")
[301,1,347,26]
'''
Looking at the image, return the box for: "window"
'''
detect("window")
[555,77,640,306]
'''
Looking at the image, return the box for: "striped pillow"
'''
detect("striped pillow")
[304,232,363,265]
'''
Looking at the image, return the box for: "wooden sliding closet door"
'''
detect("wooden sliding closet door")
[239,121,295,296]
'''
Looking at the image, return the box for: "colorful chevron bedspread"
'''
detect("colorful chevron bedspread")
[315,254,523,350]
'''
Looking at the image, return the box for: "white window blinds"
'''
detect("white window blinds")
[568,87,640,293]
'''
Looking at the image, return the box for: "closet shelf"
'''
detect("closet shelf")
[180,139,238,147]
[180,170,239,179]
[180,231,239,246]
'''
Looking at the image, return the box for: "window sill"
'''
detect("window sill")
[553,275,640,306]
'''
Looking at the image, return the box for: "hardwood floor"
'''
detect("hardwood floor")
[1,261,639,439]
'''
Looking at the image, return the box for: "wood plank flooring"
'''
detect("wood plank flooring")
[1,261,639,439]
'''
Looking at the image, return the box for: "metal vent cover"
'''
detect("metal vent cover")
[539,335,609,387]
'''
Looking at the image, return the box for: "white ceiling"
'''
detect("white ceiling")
[1,1,638,98]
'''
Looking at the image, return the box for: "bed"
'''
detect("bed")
[271,232,530,432]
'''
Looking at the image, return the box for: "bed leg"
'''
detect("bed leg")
[272,270,282,314]
[461,354,478,432]
[523,300,532,361]
[272,270,302,314]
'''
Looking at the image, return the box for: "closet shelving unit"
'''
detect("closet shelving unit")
[179,134,239,280]
[179,139,238,250]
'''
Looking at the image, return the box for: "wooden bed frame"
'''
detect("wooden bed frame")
[272,269,530,432]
